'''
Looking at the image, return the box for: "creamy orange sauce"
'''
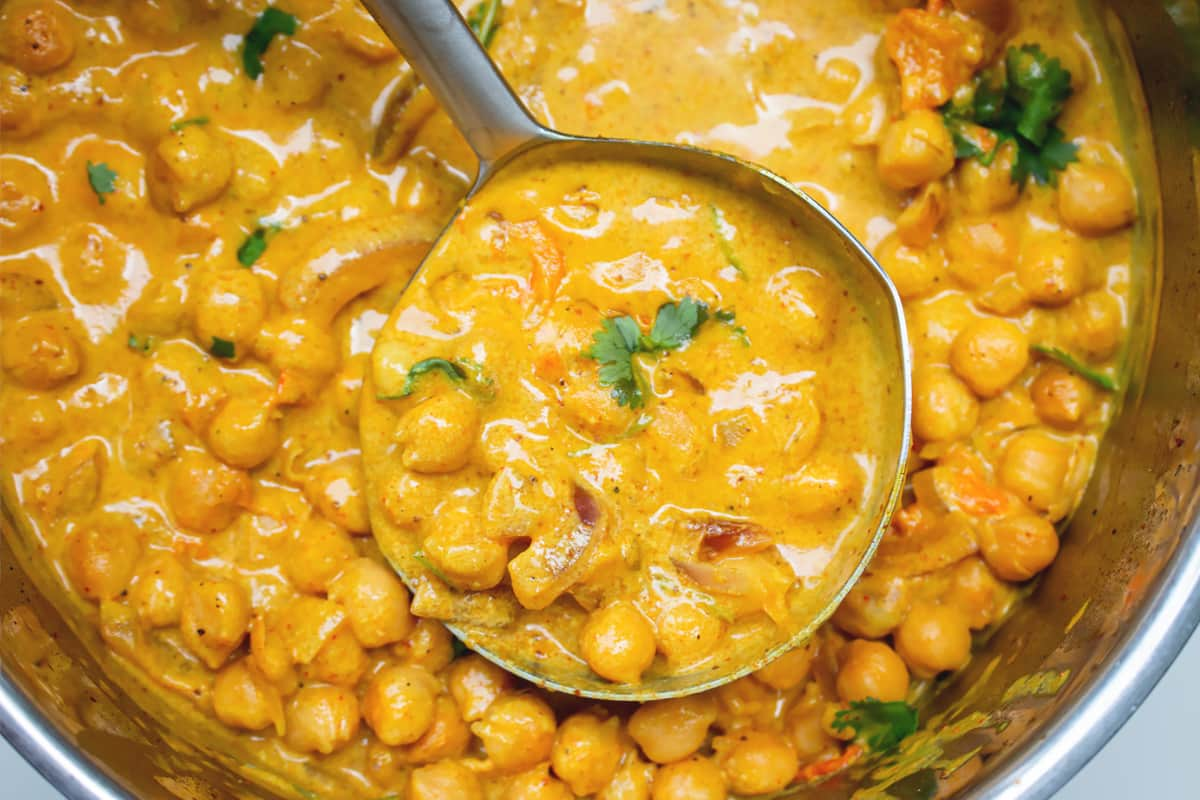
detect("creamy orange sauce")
[361,154,897,689]
[0,0,1140,798]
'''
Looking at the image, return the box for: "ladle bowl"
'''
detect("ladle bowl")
[358,0,912,701]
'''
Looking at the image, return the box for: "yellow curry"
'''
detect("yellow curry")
[0,0,1139,798]
[361,154,895,687]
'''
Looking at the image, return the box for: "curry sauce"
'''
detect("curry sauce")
[0,0,1140,798]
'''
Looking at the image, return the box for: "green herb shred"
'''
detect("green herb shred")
[210,337,236,359]
[242,7,298,79]
[86,161,118,205]
[831,699,919,753]
[465,0,503,48]
[170,116,210,132]
[1031,344,1118,391]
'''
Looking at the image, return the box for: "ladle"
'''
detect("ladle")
[359,0,912,701]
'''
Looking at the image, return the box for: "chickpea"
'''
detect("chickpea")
[1031,364,1096,428]
[598,757,655,800]
[1058,162,1135,236]
[301,629,368,686]
[327,557,415,647]
[755,641,815,690]
[304,458,371,533]
[256,316,339,405]
[129,552,186,628]
[980,514,1060,581]
[784,455,862,516]
[836,640,910,702]
[948,557,1005,629]
[249,614,295,685]
[787,707,837,762]
[945,216,1017,289]
[0,1,75,74]
[192,269,265,363]
[396,391,480,473]
[876,236,946,300]
[212,659,282,733]
[717,729,799,796]
[895,181,948,248]
[949,317,1029,398]
[285,518,356,595]
[206,396,281,469]
[362,664,439,746]
[955,140,1019,213]
[505,765,574,800]
[447,654,511,721]
[560,368,638,441]
[1,312,81,389]
[396,618,456,672]
[0,392,61,446]
[472,694,557,773]
[65,521,141,602]
[409,761,483,800]
[580,602,656,684]
[628,695,716,764]
[167,450,250,533]
[148,126,234,214]
[551,712,624,796]
[276,595,348,664]
[1068,290,1124,359]
[894,602,973,678]
[180,579,251,670]
[405,695,473,764]
[262,39,329,106]
[766,266,838,350]
[0,158,50,235]
[999,430,1073,513]
[876,110,956,191]
[1017,232,1086,307]
[0,65,41,137]
[284,686,360,755]
[422,504,508,591]
[654,601,723,665]
[650,756,726,800]
[912,367,979,443]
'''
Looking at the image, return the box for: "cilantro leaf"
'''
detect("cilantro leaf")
[170,116,210,132]
[210,337,236,359]
[644,298,710,351]
[1006,44,1073,147]
[941,45,1078,187]
[831,699,919,753]
[1032,344,1118,391]
[237,224,281,267]
[242,7,298,80]
[397,358,468,398]
[86,161,117,205]
[586,298,734,409]
[588,316,645,409]
[465,0,502,48]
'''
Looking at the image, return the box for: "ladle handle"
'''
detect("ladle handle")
[360,0,553,171]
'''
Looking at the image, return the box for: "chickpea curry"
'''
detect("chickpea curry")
[360,154,898,689]
[0,0,1140,799]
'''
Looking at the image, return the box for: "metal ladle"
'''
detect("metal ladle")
[358,0,912,701]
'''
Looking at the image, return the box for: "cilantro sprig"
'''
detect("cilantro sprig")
[86,162,117,205]
[242,7,298,80]
[465,0,502,48]
[831,699,919,753]
[587,298,727,409]
[1032,344,1118,391]
[943,44,1078,186]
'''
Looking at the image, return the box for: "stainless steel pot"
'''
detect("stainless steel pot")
[2,2,1198,798]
